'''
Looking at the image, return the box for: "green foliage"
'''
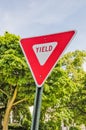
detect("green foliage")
[69,126,81,130]
[0,32,35,129]
[22,118,31,130]
[39,119,61,130]
[0,31,35,100]
[0,32,86,129]
[41,50,86,128]
[8,123,26,130]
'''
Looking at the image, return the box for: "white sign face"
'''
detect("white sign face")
[33,42,57,65]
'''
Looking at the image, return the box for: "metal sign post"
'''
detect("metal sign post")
[31,86,43,130]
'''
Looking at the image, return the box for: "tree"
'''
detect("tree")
[0,32,35,130]
[0,32,86,130]
[59,50,86,125]
[40,50,86,129]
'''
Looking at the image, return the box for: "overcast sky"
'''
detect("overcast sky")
[0,0,86,53]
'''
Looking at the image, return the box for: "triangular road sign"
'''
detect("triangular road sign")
[20,30,75,87]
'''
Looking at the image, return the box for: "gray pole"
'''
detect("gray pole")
[31,86,43,130]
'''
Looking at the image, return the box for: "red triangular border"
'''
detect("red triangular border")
[20,30,75,87]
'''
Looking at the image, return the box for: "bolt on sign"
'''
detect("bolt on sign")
[20,30,75,87]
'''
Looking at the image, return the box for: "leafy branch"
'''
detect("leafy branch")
[13,98,28,106]
[0,89,9,98]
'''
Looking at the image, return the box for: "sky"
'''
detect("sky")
[0,0,86,53]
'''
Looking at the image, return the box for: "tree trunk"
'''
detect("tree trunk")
[2,87,17,130]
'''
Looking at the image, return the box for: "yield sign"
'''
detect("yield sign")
[20,30,75,87]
